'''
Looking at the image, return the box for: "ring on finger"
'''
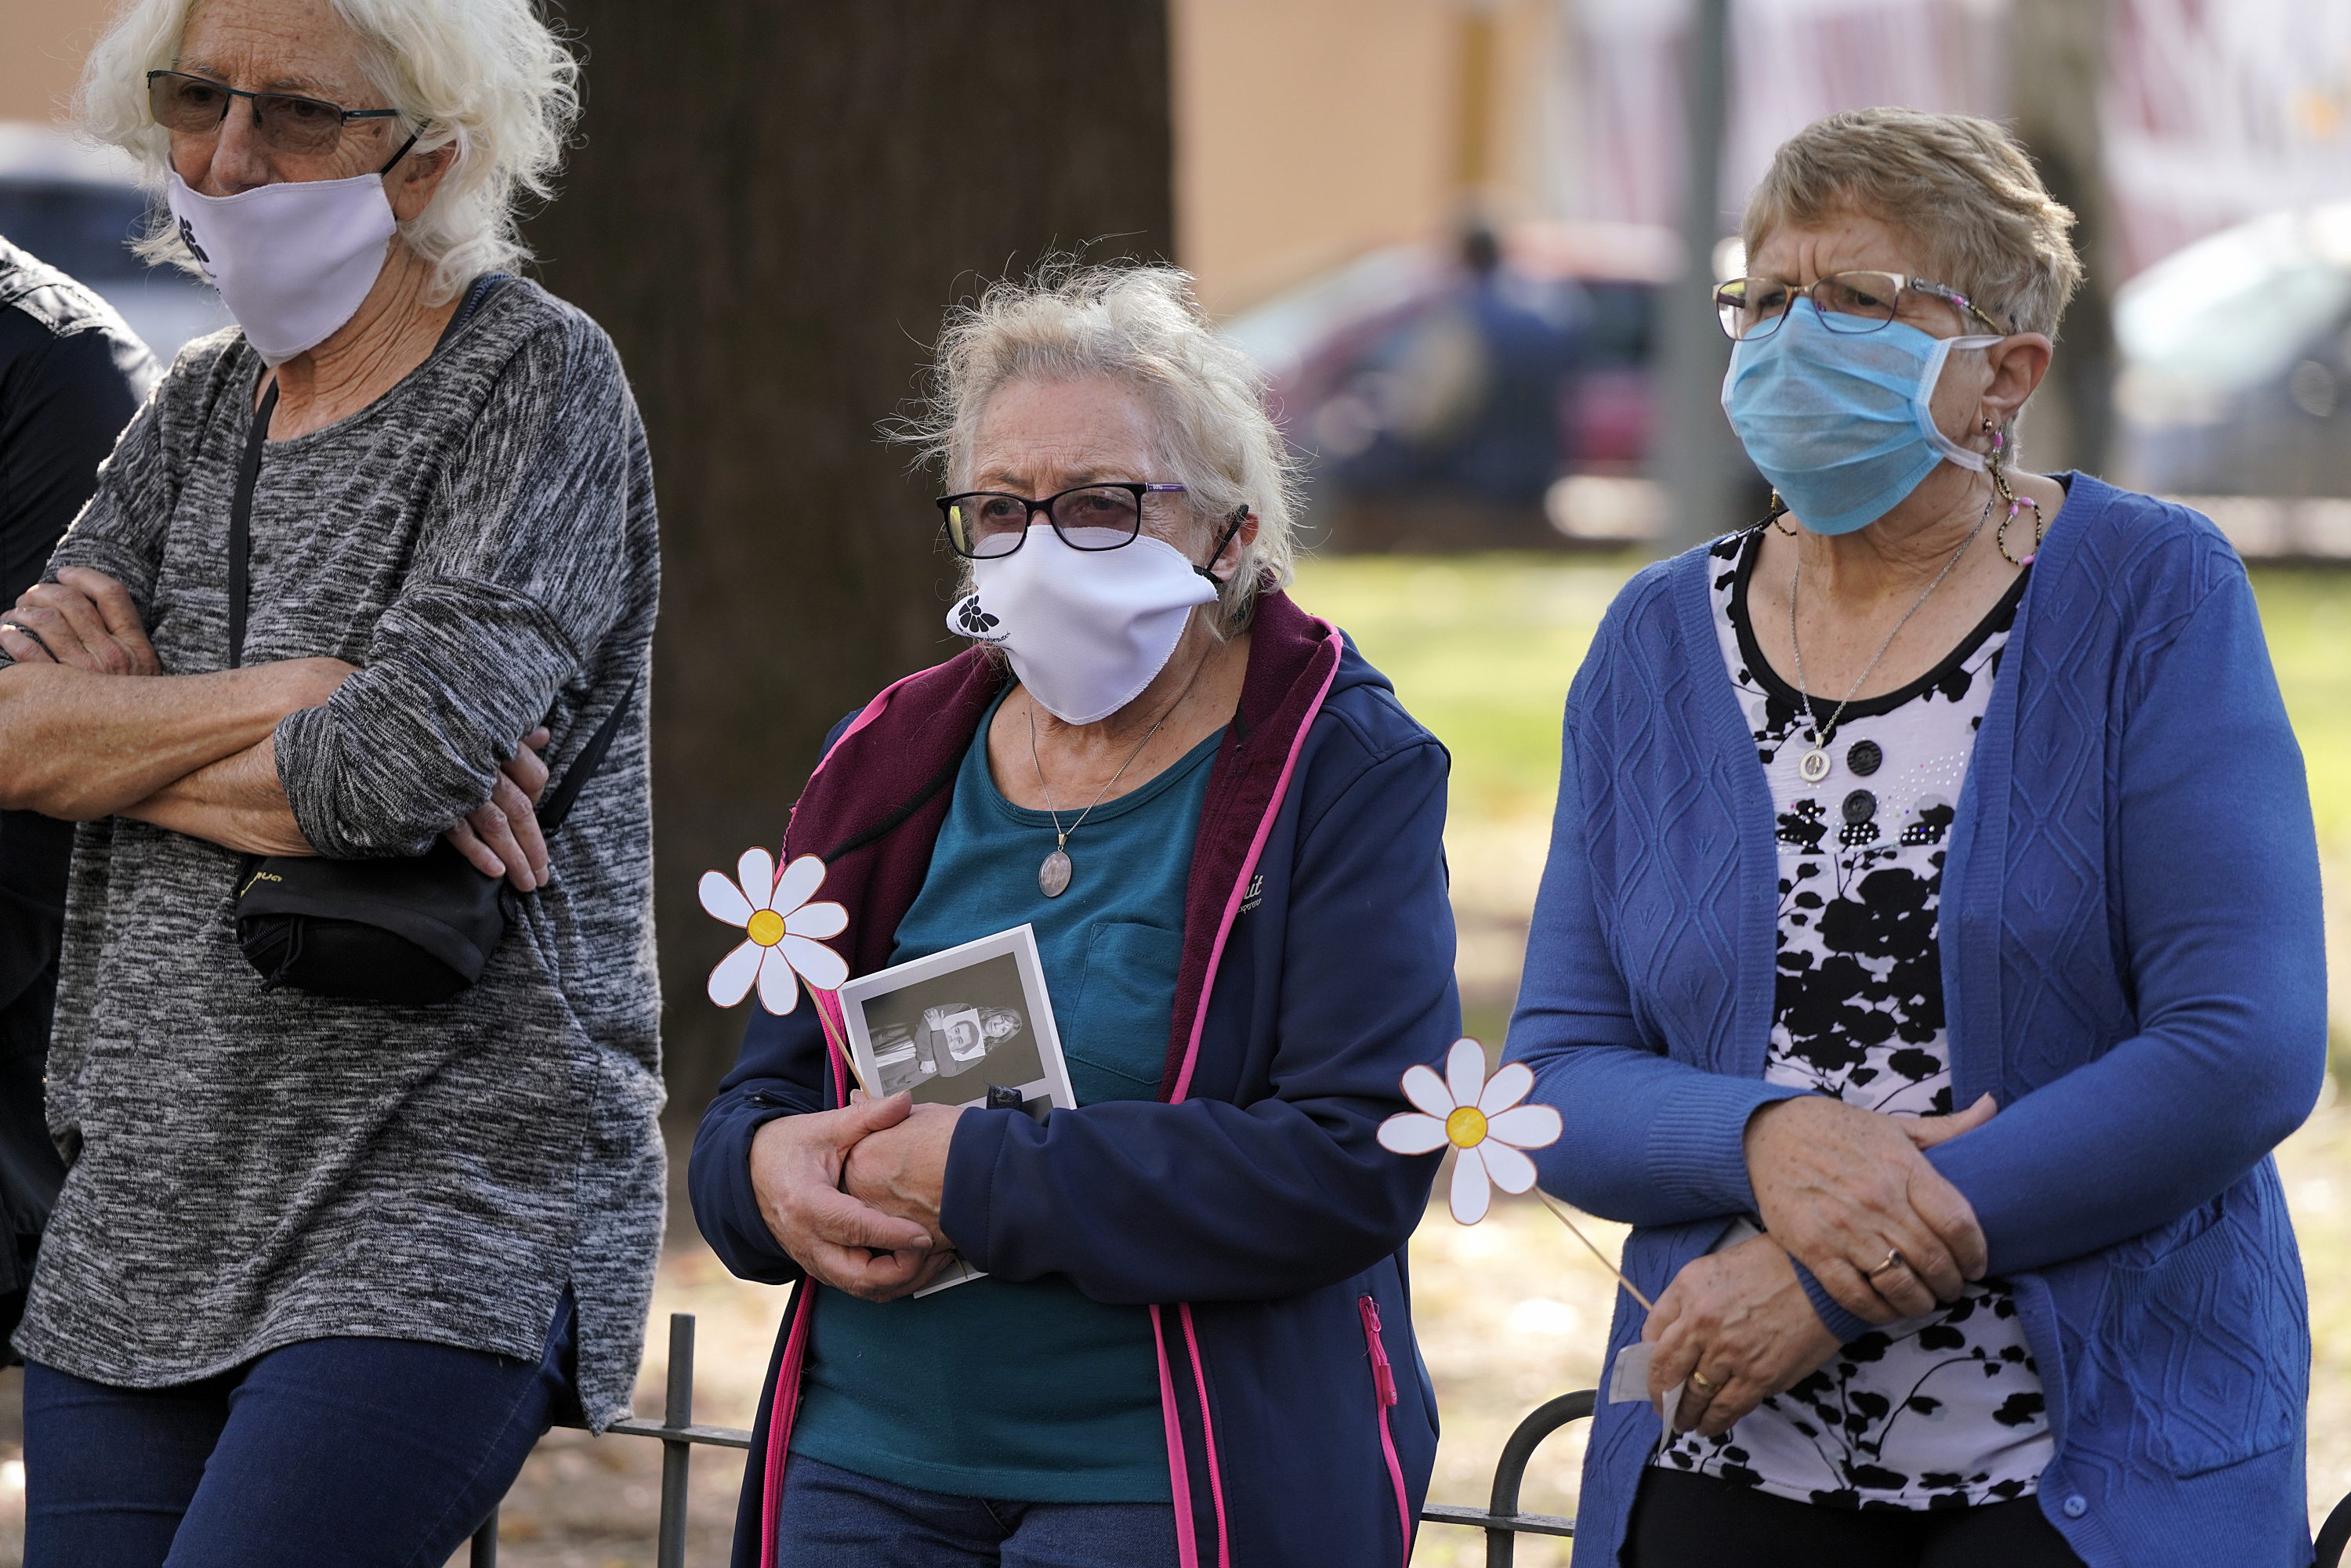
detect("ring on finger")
[1864,1248,1911,1281]
[1688,1368,1719,1392]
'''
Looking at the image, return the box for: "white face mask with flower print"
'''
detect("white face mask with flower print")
[165,170,398,365]
[945,524,1221,726]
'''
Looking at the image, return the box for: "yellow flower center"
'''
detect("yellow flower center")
[746,908,787,947]
[1445,1106,1488,1148]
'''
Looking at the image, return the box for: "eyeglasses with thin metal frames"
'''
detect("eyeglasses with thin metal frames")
[146,70,414,161]
[1714,271,2010,342]
[936,482,1190,559]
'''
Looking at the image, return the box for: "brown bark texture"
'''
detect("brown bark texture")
[525,2,1175,1117]
[2008,0,2117,478]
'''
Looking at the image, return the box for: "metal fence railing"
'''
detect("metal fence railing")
[467,1313,745,1568]
[467,1316,2351,1568]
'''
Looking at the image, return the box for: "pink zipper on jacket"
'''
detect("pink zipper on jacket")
[1359,1295,1413,1566]
[1153,619,1346,1568]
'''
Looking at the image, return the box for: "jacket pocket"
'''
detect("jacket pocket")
[2106,1209,2303,1477]
[1063,922,1185,1099]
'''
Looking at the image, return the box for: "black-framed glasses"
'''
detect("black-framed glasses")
[147,70,408,158]
[936,483,1189,559]
[1714,270,2009,342]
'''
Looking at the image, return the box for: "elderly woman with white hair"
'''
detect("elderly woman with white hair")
[1508,109,2325,1566]
[690,265,1458,1568]
[0,1,660,1562]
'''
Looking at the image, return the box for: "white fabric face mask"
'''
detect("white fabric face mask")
[167,169,398,364]
[946,524,1221,726]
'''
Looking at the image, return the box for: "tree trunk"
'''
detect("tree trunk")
[2009,0,2115,478]
[527,2,1174,1121]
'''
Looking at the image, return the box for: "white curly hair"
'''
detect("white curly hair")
[904,263,1303,634]
[77,0,579,303]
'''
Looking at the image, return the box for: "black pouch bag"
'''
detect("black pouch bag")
[226,281,632,1005]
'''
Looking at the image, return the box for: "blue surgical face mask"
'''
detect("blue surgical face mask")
[1721,299,2001,534]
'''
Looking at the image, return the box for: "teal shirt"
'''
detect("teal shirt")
[791,690,1223,1501]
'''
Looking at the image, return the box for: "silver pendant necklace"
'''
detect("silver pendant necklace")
[1788,498,1989,784]
[1027,657,1205,897]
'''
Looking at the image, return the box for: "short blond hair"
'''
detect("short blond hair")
[79,0,579,304]
[904,263,1300,634]
[1742,108,2084,341]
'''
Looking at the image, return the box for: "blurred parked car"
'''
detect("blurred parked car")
[1223,220,1677,551]
[2116,202,2351,559]
[0,121,228,366]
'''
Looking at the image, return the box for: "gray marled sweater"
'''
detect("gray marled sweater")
[6,279,662,1425]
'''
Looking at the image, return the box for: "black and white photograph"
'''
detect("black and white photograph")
[837,925,1077,1114]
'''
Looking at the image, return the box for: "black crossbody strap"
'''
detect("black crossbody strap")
[534,677,638,834]
[226,379,277,668]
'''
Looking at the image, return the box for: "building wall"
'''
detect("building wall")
[1172,0,1564,316]
[0,0,115,124]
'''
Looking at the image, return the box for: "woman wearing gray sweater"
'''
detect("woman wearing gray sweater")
[0,2,660,1563]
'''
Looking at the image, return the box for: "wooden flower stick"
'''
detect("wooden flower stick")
[1533,1189,1654,1312]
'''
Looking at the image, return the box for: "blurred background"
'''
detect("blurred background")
[1,1,2349,1562]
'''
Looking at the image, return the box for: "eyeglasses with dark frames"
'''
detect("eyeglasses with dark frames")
[1714,270,2010,342]
[147,70,418,162]
[936,483,1190,559]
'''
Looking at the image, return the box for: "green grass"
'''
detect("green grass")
[2251,572,2351,850]
[1292,553,2351,853]
[1289,552,1640,820]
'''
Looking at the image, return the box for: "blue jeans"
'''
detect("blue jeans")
[20,1294,576,1568]
[776,1454,1180,1568]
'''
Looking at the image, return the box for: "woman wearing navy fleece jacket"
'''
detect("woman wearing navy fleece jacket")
[1506,111,2326,1568]
[690,266,1456,1568]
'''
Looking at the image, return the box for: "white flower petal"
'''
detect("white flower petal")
[784,899,847,939]
[1400,1063,1456,1118]
[781,934,849,993]
[772,853,828,915]
[755,948,802,1013]
[1448,1145,1492,1225]
[1377,1111,1451,1156]
[1480,1139,1538,1194]
[736,847,778,910]
[1487,1103,1563,1152]
[706,940,763,1007]
[698,869,755,928]
[1478,1060,1534,1116]
[1445,1037,1487,1113]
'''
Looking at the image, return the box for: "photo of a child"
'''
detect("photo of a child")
[840,930,1072,1114]
[869,1001,1027,1095]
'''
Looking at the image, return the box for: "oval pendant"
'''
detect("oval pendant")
[1798,749,1831,784]
[1038,848,1072,898]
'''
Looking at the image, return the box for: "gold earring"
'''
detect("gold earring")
[1985,427,2044,567]
[1766,490,1797,537]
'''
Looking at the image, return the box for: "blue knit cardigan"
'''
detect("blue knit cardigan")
[1503,474,2327,1567]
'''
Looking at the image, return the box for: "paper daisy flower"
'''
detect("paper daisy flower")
[699,849,849,1013]
[1377,1037,1562,1225]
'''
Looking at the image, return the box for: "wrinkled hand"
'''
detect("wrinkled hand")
[842,1095,967,1250]
[1744,1094,1997,1324]
[445,727,551,890]
[1645,1234,1839,1436]
[1,568,161,674]
[748,1094,947,1302]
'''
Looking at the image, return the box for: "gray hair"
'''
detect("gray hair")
[904,263,1302,633]
[1742,109,2083,341]
[78,0,580,304]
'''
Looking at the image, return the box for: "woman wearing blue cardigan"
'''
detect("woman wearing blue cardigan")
[1505,109,2326,1568]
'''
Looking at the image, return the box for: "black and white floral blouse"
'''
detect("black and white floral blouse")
[1654,527,2052,1509]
